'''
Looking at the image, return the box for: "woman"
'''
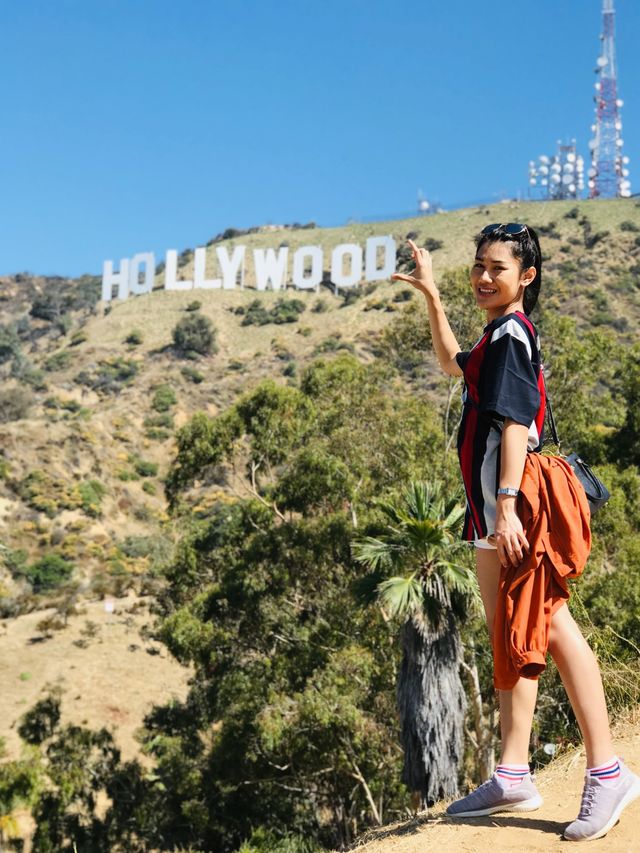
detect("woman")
[391,224,640,842]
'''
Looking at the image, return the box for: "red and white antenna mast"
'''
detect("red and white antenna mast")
[588,0,631,198]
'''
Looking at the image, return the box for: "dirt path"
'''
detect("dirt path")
[350,707,640,853]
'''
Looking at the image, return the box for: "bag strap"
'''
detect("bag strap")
[541,360,561,449]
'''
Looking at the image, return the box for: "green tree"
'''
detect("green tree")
[351,480,479,808]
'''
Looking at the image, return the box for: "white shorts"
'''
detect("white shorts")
[475,536,497,550]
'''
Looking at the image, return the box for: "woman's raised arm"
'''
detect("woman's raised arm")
[391,239,463,377]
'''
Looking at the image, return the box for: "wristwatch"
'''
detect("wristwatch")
[497,487,520,497]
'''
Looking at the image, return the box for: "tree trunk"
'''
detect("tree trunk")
[396,610,466,810]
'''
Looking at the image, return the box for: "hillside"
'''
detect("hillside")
[1,198,640,843]
[1,198,639,581]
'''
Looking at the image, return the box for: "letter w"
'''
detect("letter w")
[253,247,289,291]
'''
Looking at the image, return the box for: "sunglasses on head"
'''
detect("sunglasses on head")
[481,222,529,237]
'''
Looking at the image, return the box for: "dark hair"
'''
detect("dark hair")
[474,225,542,316]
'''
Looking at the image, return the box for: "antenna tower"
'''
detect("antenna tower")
[589,0,631,198]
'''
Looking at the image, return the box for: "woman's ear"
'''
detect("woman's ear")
[521,265,537,287]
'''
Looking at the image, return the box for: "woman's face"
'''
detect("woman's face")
[470,239,535,320]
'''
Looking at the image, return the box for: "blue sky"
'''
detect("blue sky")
[2,0,639,277]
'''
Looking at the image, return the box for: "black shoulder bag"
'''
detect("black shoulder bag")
[545,388,610,515]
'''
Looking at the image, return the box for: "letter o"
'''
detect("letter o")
[331,243,363,289]
[292,246,323,290]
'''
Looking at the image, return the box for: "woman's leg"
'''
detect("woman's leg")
[547,602,614,768]
[476,548,538,766]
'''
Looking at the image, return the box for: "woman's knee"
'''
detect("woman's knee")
[548,602,584,657]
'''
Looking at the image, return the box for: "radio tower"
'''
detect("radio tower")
[588,0,631,198]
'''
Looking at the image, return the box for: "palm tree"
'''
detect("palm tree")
[351,480,480,810]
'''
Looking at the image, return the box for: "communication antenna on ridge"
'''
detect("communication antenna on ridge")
[589,0,631,198]
[417,189,430,215]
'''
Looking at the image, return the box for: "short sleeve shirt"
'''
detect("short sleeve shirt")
[456,311,546,541]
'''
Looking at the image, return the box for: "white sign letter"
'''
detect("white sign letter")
[331,243,363,290]
[216,246,245,290]
[164,250,193,291]
[194,248,221,290]
[253,247,289,292]
[102,259,130,302]
[292,246,323,291]
[365,236,396,282]
[129,252,155,296]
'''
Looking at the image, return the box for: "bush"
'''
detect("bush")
[70,330,88,347]
[0,324,21,365]
[18,470,82,517]
[25,555,74,593]
[181,366,205,384]
[311,299,328,313]
[564,207,580,219]
[393,288,414,303]
[130,456,158,478]
[0,387,32,423]
[43,350,73,372]
[241,298,306,326]
[144,413,174,429]
[152,384,177,412]
[340,289,362,308]
[172,314,217,356]
[240,300,270,326]
[75,357,139,394]
[78,479,106,517]
[186,300,202,312]
[423,237,443,251]
[620,220,640,233]
[124,329,143,346]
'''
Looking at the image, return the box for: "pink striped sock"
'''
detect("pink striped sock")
[587,756,620,785]
[494,763,530,788]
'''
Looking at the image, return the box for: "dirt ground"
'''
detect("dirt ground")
[350,706,640,853]
[0,592,192,763]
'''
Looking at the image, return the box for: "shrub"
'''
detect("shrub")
[620,220,640,233]
[393,288,414,303]
[311,299,328,313]
[75,357,139,394]
[0,325,20,365]
[78,479,106,517]
[271,298,306,324]
[423,237,443,251]
[18,470,82,517]
[124,329,143,346]
[186,300,202,312]
[130,456,158,478]
[43,350,73,372]
[564,207,580,219]
[340,289,362,307]
[240,300,271,326]
[241,298,306,326]
[151,384,177,412]
[181,366,204,384]
[25,554,74,593]
[144,413,174,429]
[313,336,355,355]
[172,314,217,356]
[0,387,33,423]
[69,330,88,347]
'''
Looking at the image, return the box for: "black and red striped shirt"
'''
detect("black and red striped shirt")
[455,310,546,541]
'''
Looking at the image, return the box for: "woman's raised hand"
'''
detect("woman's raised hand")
[391,239,438,299]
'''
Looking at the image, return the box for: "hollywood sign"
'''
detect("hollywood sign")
[101,236,396,302]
